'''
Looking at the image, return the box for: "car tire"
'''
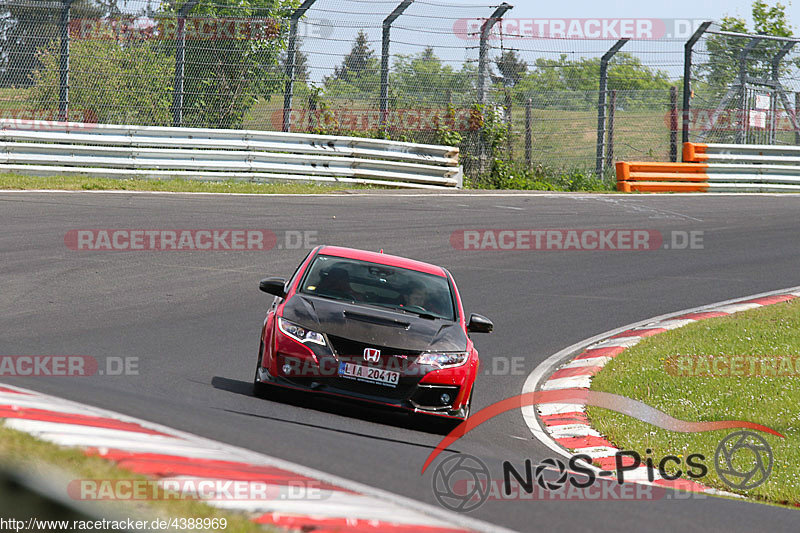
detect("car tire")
[253,341,270,399]
[463,385,474,420]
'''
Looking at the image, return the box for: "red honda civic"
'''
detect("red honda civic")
[253,245,493,424]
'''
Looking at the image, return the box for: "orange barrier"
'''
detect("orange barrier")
[682,142,708,162]
[616,161,709,192]
[619,142,800,192]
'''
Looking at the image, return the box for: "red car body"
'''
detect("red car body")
[253,246,493,422]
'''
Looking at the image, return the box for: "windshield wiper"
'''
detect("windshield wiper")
[362,302,440,320]
[401,308,439,320]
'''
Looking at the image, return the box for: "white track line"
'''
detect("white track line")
[522,284,800,480]
[4,190,800,198]
[0,383,514,533]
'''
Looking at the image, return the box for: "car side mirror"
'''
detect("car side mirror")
[259,277,287,298]
[467,313,493,333]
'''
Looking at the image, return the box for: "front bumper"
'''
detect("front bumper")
[255,365,469,420]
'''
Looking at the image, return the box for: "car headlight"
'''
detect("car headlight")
[417,351,469,368]
[278,318,326,346]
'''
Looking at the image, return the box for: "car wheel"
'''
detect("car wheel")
[463,385,474,420]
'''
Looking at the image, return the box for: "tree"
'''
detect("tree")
[20,0,294,128]
[322,30,380,101]
[160,0,298,128]
[391,47,474,107]
[492,50,527,87]
[699,1,795,91]
[512,53,672,111]
[328,30,377,85]
[28,34,175,125]
[0,0,108,87]
[279,37,309,83]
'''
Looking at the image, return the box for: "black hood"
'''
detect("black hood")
[281,294,467,352]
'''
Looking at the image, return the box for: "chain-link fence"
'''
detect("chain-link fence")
[687,28,800,146]
[2,2,798,187]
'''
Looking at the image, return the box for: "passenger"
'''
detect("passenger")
[425,290,449,317]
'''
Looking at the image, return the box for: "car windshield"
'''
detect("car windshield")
[299,255,456,321]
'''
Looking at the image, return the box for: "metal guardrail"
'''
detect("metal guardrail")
[684,142,800,165]
[617,142,800,192]
[685,142,800,191]
[0,121,463,189]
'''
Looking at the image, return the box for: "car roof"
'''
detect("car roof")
[317,246,447,278]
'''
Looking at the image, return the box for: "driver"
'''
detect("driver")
[405,282,428,309]
[318,267,358,300]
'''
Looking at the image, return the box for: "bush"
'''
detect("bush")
[473,159,614,191]
[28,37,174,126]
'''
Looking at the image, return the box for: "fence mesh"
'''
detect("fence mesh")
[689,30,800,146]
[3,3,798,187]
[486,34,684,178]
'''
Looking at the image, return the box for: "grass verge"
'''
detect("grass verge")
[0,173,376,194]
[587,298,800,507]
[0,423,279,532]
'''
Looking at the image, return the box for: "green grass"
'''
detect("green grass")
[0,423,280,532]
[1,84,657,190]
[587,299,800,507]
[0,87,30,111]
[0,172,375,194]
[245,93,672,175]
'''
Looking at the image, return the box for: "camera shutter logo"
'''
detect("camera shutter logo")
[431,454,491,513]
[714,431,773,491]
[534,457,569,491]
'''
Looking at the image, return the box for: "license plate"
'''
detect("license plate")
[338,362,400,387]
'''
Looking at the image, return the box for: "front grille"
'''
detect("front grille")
[325,335,423,403]
[327,335,422,359]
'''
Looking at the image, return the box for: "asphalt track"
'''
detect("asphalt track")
[1,191,799,532]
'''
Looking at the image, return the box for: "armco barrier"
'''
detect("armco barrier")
[617,142,800,192]
[615,162,709,192]
[0,120,462,189]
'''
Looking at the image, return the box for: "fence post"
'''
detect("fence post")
[58,0,75,122]
[381,0,414,136]
[283,0,318,133]
[525,98,532,170]
[769,42,795,145]
[605,89,617,172]
[505,90,513,161]
[595,38,627,179]
[670,85,678,162]
[682,21,712,145]
[171,0,198,128]
[477,2,512,175]
[796,92,800,145]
